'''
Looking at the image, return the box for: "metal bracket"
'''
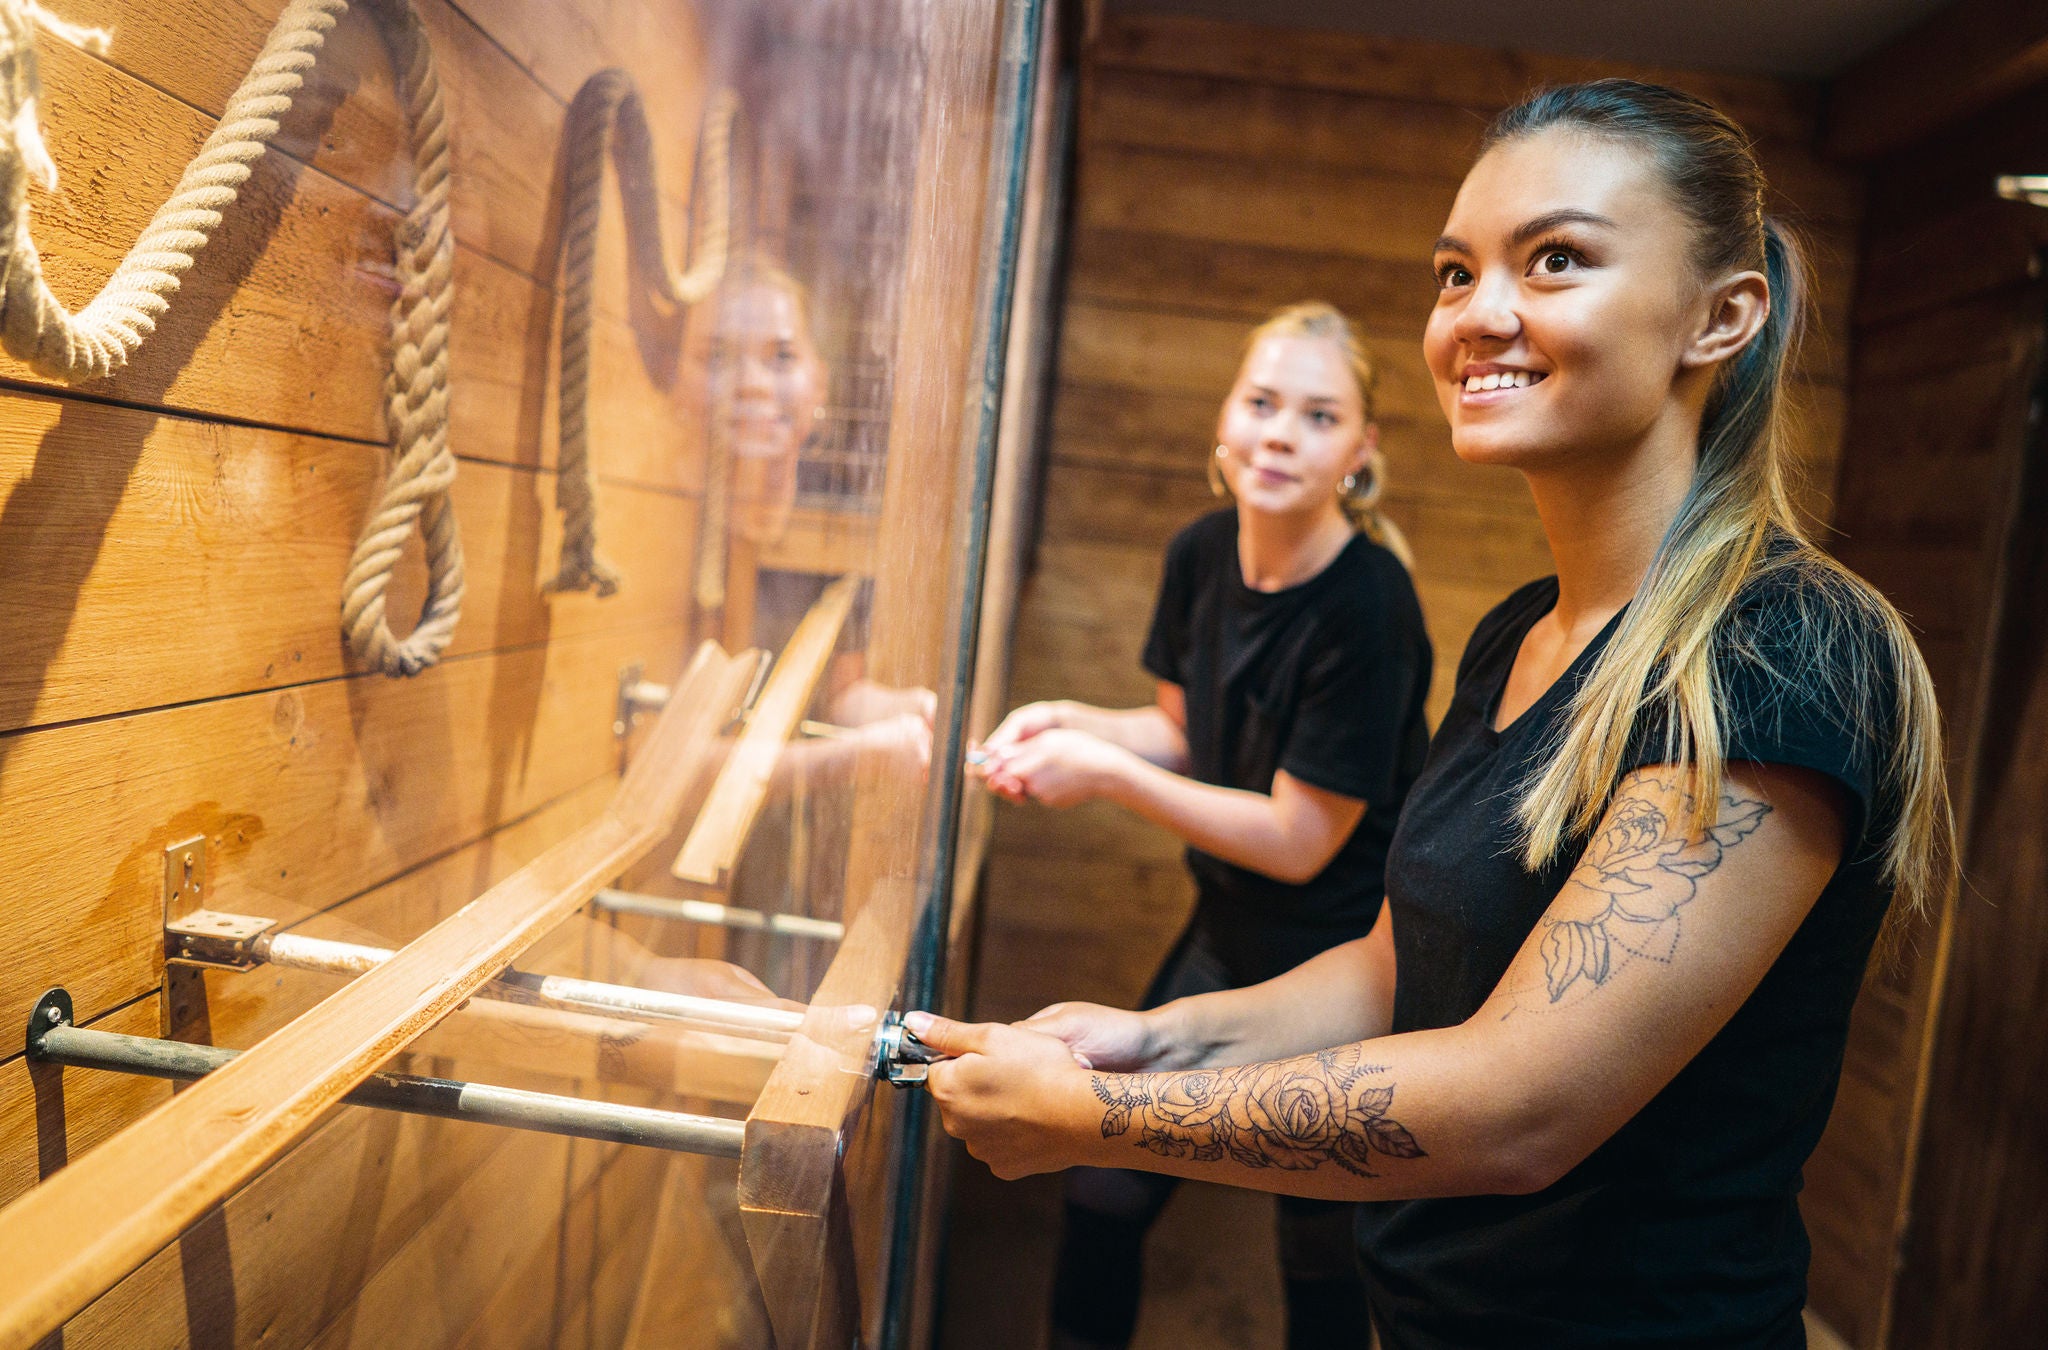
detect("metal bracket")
[614,663,674,738]
[876,1012,946,1089]
[25,986,71,1059]
[166,911,276,972]
[163,835,207,921]
[161,835,275,971]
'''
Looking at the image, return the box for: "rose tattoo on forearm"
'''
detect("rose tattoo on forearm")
[1092,1044,1424,1176]
[1537,775,1771,1003]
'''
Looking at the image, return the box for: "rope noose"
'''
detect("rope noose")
[547,71,733,598]
[338,0,464,675]
[0,0,463,676]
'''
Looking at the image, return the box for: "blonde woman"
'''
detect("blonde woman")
[974,303,1434,1348]
[923,80,1952,1350]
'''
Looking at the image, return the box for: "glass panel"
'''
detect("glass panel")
[0,0,1051,1344]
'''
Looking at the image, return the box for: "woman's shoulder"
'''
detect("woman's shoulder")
[1721,553,1901,694]
[1709,552,1913,802]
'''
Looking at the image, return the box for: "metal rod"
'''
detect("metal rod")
[593,888,845,941]
[257,932,803,1040]
[25,992,744,1158]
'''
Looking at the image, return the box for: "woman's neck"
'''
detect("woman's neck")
[1236,502,1354,592]
[1525,421,1698,635]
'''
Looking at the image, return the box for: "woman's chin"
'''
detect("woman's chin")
[1448,425,1547,470]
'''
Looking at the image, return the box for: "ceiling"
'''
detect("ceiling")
[1109,0,1958,79]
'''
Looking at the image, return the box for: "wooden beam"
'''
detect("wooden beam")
[1825,0,2048,160]
[1088,10,1821,145]
[0,642,760,1350]
[671,577,858,886]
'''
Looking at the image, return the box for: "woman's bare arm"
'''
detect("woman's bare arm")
[921,760,1848,1199]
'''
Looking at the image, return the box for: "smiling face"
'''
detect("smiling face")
[1425,126,1720,474]
[682,276,830,545]
[1215,333,1374,521]
[711,281,829,463]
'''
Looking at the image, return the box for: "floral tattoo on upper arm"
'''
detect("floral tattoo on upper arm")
[1537,774,1772,1004]
[1092,1043,1425,1176]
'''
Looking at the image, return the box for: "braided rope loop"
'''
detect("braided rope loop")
[0,0,465,676]
[0,0,348,379]
[339,0,463,675]
[547,72,733,598]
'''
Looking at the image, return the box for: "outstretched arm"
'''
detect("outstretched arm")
[921,761,1847,1199]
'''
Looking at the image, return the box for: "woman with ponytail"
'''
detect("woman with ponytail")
[973,302,1433,1348]
[921,80,1953,1349]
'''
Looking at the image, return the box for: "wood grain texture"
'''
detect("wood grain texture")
[0,643,757,1350]
[6,9,703,489]
[1824,0,2048,160]
[1796,69,2046,1347]
[0,619,701,1053]
[1086,9,1820,145]
[0,387,701,736]
[1890,372,2048,1347]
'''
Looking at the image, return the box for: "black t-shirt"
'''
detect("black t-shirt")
[1356,570,1902,1349]
[1141,510,1432,942]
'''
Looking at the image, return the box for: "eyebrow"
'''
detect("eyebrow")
[1432,208,1619,256]
[1247,385,1342,406]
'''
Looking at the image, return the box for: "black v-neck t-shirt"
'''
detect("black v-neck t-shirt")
[1141,510,1432,956]
[1356,571,1901,1349]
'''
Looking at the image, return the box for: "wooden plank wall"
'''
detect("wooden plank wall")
[0,0,729,1342]
[1811,52,2048,1348]
[948,12,1864,1349]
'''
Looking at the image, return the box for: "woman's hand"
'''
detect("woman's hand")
[846,710,933,776]
[910,1012,1095,1180]
[833,679,937,729]
[1017,1001,1163,1072]
[978,700,1068,755]
[979,728,1132,808]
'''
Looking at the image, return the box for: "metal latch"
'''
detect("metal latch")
[161,835,275,971]
[877,1012,947,1089]
[614,663,673,738]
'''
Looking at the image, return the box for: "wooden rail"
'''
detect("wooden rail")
[0,641,760,1350]
[672,575,857,887]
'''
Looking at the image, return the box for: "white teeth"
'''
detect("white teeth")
[1463,370,1543,392]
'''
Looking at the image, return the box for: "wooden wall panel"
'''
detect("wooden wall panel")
[1802,60,2048,1349]
[0,0,728,1341]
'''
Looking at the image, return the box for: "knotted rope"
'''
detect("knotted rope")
[0,0,464,676]
[548,70,733,598]
[337,0,463,675]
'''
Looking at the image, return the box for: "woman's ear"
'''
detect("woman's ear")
[1348,422,1381,480]
[1682,269,1770,371]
